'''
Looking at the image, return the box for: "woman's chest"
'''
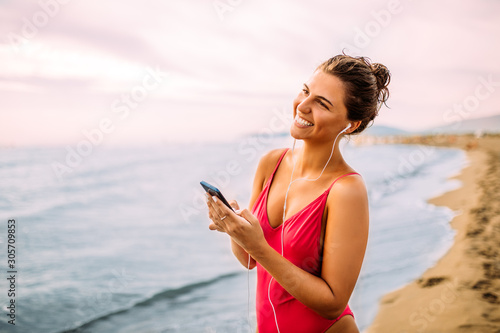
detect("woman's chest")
[266,179,330,228]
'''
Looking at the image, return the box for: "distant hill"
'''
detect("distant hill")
[425,114,500,135]
[365,114,500,137]
[242,114,500,139]
[362,125,410,136]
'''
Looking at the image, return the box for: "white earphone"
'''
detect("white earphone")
[341,123,351,133]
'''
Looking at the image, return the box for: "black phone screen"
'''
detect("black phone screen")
[200,181,234,212]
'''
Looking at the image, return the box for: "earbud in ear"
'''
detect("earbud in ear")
[341,123,351,133]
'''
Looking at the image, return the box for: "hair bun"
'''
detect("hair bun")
[371,63,391,106]
[317,53,391,134]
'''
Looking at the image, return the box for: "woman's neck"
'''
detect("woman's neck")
[291,139,345,178]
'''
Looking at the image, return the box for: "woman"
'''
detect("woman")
[206,54,390,332]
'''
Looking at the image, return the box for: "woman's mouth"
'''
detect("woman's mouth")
[294,114,314,127]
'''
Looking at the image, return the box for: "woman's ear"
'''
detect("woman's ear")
[348,121,362,133]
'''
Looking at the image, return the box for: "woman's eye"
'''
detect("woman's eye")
[318,100,328,109]
[302,89,309,94]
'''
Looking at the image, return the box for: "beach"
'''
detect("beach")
[366,134,500,333]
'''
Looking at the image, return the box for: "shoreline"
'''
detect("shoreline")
[365,134,500,332]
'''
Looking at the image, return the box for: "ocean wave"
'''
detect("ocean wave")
[58,272,240,333]
[367,147,462,203]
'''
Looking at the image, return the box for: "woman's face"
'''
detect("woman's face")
[291,70,350,142]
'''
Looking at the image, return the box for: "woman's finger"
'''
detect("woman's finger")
[212,196,233,218]
[208,195,232,222]
[206,194,225,220]
[229,199,240,211]
[237,208,255,224]
[209,222,225,233]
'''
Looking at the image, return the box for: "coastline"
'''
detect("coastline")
[365,134,500,332]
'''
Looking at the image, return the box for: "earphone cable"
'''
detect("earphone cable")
[247,254,252,331]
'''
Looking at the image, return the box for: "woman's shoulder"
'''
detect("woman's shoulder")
[254,148,289,185]
[326,171,367,207]
[260,147,289,164]
[258,148,289,171]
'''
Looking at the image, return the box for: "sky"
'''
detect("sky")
[1,0,499,146]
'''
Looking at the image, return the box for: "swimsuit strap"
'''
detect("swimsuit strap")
[265,148,290,186]
[326,172,360,192]
[267,149,359,193]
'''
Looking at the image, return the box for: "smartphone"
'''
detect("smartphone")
[200,181,235,212]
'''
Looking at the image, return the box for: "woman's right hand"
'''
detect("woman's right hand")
[228,200,257,269]
[207,194,266,257]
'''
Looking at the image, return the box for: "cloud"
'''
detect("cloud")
[1,0,499,146]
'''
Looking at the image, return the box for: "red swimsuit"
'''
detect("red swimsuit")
[251,148,356,333]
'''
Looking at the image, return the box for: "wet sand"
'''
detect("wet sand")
[365,134,500,333]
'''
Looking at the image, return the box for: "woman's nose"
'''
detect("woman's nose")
[297,100,312,114]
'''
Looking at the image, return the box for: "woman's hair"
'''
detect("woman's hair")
[317,53,391,134]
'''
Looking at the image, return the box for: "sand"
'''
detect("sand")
[365,134,500,333]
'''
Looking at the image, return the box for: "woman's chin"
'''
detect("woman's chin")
[290,125,309,140]
[289,126,301,140]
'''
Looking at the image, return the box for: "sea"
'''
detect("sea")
[0,134,467,333]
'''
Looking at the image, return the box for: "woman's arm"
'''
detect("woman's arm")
[207,174,368,320]
[319,175,369,318]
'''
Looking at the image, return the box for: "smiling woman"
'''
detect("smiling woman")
[206,54,390,333]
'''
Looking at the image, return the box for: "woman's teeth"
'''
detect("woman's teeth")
[295,115,314,126]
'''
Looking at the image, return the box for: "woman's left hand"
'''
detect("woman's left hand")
[206,193,266,256]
